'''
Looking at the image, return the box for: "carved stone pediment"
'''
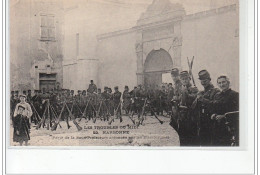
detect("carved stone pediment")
[137,0,185,27]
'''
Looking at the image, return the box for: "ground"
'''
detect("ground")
[10,115,180,147]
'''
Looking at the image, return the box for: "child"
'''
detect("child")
[12,105,30,146]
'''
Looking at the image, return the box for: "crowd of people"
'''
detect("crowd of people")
[10,69,239,147]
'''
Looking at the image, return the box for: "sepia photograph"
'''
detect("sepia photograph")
[9,0,239,147]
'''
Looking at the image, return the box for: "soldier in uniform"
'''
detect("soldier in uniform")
[27,90,32,103]
[178,71,198,146]
[210,75,239,146]
[113,86,122,122]
[195,70,220,146]
[122,86,131,114]
[171,68,182,101]
[167,83,174,113]
[159,85,168,115]
[88,80,97,93]
[96,88,103,119]
[102,87,110,121]
[169,68,183,131]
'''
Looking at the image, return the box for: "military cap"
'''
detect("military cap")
[198,70,211,80]
[114,86,118,89]
[15,90,19,94]
[104,86,108,90]
[17,105,26,110]
[28,89,31,92]
[134,86,137,89]
[19,94,27,98]
[169,83,172,86]
[180,71,190,79]
[82,90,86,93]
[78,90,81,92]
[70,90,74,92]
[171,68,179,76]
[11,91,14,94]
[125,86,129,89]
[22,90,26,94]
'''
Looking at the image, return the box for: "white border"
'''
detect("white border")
[3,0,256,174]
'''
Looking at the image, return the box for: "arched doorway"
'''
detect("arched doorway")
[144,48,173,87]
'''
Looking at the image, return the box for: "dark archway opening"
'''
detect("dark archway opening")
[144,48,173,87]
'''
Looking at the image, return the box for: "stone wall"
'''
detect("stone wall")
[97,31,137,91]
[96,3,239,91]
[181,4,239,91]
[10,0,64,91]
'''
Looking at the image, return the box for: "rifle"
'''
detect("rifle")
[147,103,164,125]
[51,102,66,131]
[79,98,91,122]
[65,103,82,131]
[49,105,62,129]
[136,98,148,126]
[29,102,41,124]
[36,101,49,129]
[187,56,196,87]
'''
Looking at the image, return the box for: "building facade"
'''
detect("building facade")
[10,0,64,91]
[96,0,239,91]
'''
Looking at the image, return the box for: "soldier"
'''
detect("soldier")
[178,71,198,146]
[122,86,131,114]
[107,88,114,117]
[113,86,122,122]
[210,75,239,146]
[27,90,32,103]
[195,70,220,146]
[22,90,27,96]
[167,83,174,113]
[88,80,97,93]
[102,87,110,121]
[96,88,103,119]
[159,85,168,115]
[171,68,182,101]
[154,85,161,115]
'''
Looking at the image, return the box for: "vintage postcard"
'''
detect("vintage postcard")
[9,0,239,147]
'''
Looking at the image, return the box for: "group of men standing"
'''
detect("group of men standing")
[10,69,239,147]
[169,68,239,146]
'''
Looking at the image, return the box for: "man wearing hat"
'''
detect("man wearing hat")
[27,90,32,103]
[87,80,97,93]
[177,71,199,146]
[112,86,122,123]
[195,70,220,146]
[123,86,131,114]
[171,68,182,102]
[159,85,168,115]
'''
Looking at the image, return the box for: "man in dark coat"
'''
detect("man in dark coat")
[210,75,239,146]
[122,86,131,114]
[113,86,122,122]
[195,70,220,146]
[177,71,198,146]
[87,80,97,93]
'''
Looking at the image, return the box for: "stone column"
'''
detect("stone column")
[135,31,144,85]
